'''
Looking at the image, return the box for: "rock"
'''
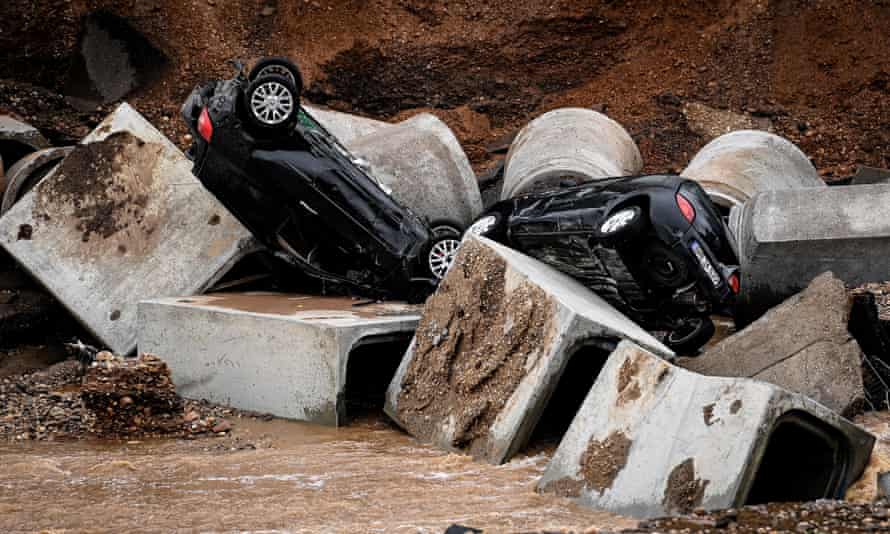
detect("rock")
[211,420,231,433]
[679,272,865,415]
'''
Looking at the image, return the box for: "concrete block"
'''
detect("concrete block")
[735,183,890,323]
[0,116,49,171]
[682,130,824,211]
[680,272,865,414]
[501,108,642,200]
[0,103,256,354]
[384,235,672,464]
[137,293,421,426]
[302,104,390,147]
[350,113,483,228]
[538,341,874,519]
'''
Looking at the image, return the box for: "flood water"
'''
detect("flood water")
[0,416,634,533]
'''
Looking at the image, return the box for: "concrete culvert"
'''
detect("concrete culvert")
[64,11,169,110]
[682,130,824,212]
[500,108,643,200]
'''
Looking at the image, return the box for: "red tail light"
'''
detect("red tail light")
[676,193,696,223]
[198,107,213,142]
[728,272,740,294]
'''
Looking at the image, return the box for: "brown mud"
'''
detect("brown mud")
[579,430,633,493]
[397,239,557,454]
[662,458,710,515]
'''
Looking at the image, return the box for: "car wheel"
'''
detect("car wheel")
[665,316,715,354]
[249,57,304,93]
[597,205,644,243]
[427,224,462,280]
[641,243,690,288]
[243,74,300,132]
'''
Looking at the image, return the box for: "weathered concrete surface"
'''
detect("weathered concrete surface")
[0,103,256,354]
[501,108,642,200]
[734,184,890,323]
[538,341,874,519]
[682,130,824,210]
[850,165,890,186]
[351,113,483,228]
[680,272,864,414]
[138,293,421,425]
[384,235,672,464]
[302,104,390,147]
[0,147,73,215]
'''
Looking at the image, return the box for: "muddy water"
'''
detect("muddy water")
[0,417,634,533]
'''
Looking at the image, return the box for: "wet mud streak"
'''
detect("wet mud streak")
[703,403,716,426]
[396,239,556,455]
[663,458,710,514]
[616,355,641,405]
[544,476,584,498]
[34,131,160,244]
[579,431,632,493]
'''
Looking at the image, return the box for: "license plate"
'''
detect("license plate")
[691,241,721,288]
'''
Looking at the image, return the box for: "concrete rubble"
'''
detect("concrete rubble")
[682,130,824,211]
[679,272,866,415]
[501,108,643,199]
[0,146,73,215]
[350,113,483,228]
[537,341,874,519]
[138,293,421,426]
[0,116,50,175]
[734,183,890,324]
[384,234,672,464]
[0,103,256,354]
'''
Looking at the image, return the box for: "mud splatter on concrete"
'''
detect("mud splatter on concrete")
[16,224,32,240]
[544,477,584,498]
[33,131,161,248]
[703,403,716,426]
[579,431,632,493]
[396,238,557,455]
[662,458,710,514]
[730,399,743,414]
[616,355,641,405]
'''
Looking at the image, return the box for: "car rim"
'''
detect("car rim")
[250,81,294,125]
[429,238,460,279]
[600,208,637,235]
[466,215,497,237]
[256,64,297,86]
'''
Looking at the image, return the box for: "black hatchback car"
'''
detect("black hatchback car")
[467,175,740,352]
[181,58,455,300]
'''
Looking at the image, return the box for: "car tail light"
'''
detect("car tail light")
[676,193,696,223]
[198,107,213,142]
[729,272,740,294]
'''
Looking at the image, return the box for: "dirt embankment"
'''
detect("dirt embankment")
[1,0,890,179]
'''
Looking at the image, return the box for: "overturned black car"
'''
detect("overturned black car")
[467,175,740,352]
[181,58,456,301]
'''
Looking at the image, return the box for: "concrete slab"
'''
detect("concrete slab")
[538,341,874,519]
[138,293,421,425]
[350,113,483,228]
[501,108,642,200]
[679,272,865,415]
[0,103,256,354]
[682,130,824,211]
[735,183,890,324]
[384,235,672,464]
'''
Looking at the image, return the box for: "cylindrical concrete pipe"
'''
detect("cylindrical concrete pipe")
[501,108,643,200]
[302,104,390,148]
[349,113,483,229]
[682,130,824,211]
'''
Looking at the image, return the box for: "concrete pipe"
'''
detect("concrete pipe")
[349,113,483,229]
[301,104,390,148]
[501,108,643,200]
[0,147,74,215]
[682,130,824,211]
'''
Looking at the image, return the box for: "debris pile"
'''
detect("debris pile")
[80,352,182,436]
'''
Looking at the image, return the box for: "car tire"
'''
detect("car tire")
[596,204,644,244]
[665,316,715,354]
[249,57,304,94]
[426,224,463,281]
[641,242,690,289]
[243,74,300,133]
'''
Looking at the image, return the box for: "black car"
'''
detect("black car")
[181,58,458,300]
[466,175,740,352]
